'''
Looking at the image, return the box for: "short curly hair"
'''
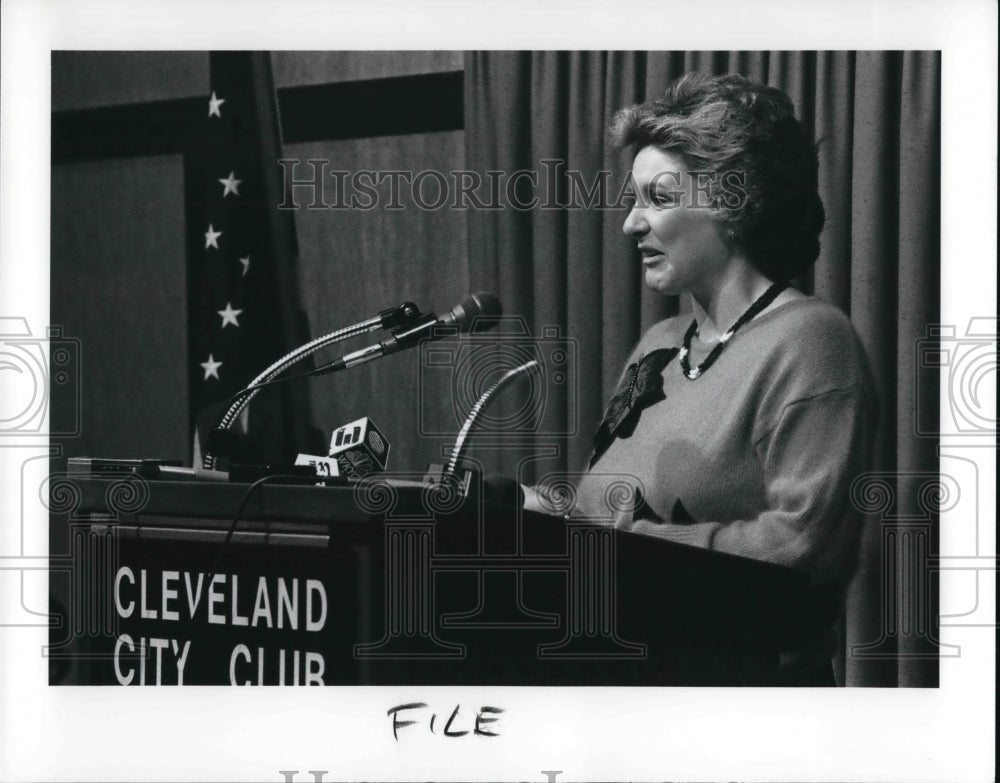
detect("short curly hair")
[611,73,825,281]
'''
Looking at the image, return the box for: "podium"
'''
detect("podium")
[49,472,835,685]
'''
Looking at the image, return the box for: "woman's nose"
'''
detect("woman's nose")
[622,205,648,237]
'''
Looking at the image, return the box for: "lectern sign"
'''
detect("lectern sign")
[54,475,824,686]
[111,566,330,685]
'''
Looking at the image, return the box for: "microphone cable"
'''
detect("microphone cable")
[207,473,309,581]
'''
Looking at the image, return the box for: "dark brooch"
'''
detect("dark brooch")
[590,347,679,467]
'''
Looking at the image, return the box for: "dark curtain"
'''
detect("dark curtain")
[464,51,941,687]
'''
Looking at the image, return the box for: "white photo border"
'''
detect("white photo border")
[1,0,996,781]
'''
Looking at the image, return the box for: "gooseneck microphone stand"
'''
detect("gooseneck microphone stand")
[202,303,420,470]
[444,359,540,479]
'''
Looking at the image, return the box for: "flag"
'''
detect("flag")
[189,51,315,466]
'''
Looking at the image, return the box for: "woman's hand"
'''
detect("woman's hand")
[522,484,545,513]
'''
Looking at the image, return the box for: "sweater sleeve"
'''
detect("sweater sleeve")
[620,385,873,584]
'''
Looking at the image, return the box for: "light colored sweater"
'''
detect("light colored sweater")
[574,296,878,587]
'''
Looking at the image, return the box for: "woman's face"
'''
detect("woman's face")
[623,146,732,300]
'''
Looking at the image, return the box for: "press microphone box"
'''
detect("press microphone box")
[294,453,341,478]
[328,417,390,479]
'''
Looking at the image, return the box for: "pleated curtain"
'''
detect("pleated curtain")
[464,50,941,687]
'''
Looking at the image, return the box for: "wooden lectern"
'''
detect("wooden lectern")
[48,471,835,686]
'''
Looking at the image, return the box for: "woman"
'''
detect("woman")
[528,73,878,683]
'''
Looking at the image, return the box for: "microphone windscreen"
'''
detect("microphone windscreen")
[454,291,503,332]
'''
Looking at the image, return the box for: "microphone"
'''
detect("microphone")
[202,299,422,470]
[315,292,502,375]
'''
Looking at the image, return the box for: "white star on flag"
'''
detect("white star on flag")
[205,224,222,249]
[239,256,250,276]
[217,302,243,328]
[208,91,225,118]
[200,354,223,380]
[218,171,242,197]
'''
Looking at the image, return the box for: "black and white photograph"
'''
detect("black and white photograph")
[0,1,995,781]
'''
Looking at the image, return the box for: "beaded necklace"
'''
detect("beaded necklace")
[678,280,788,380]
